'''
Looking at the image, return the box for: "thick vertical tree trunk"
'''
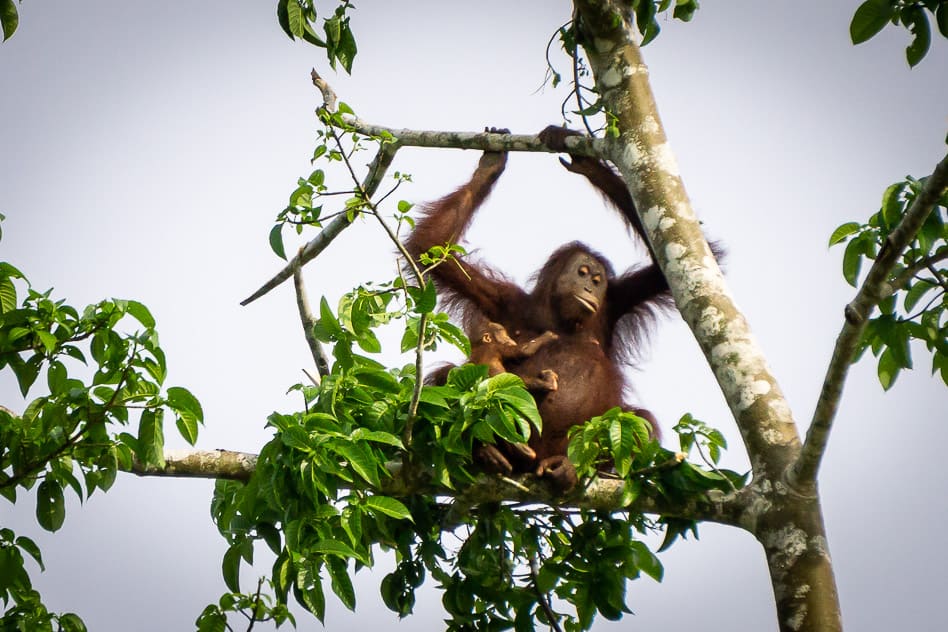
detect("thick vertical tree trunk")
[570,2,845,630]
[755,497,842,632]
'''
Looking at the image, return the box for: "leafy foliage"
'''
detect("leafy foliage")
[0,242,202,629]
[850,0,948,66]
[209,283,743,629]
[276,0,358,73]
[830,176,948,389]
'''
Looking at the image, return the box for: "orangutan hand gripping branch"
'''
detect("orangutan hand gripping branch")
[406,126,679,492]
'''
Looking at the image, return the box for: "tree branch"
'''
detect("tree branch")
[128,449,258,482]
[292,252,330,379]
[791,152,948,488]
[126,447,743,524]
[240,142,398,306]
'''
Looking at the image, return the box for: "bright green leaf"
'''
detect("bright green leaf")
[828,221,861,246]
[364,496,413,522]
[125,300,156,329]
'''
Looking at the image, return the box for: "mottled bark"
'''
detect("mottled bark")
[570,2,841,630]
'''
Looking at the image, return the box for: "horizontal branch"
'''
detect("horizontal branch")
[128,449,258,482]
[791,151,948,489]
[339,116,601,156]
[241,124,599,307]
[127,447,743,525]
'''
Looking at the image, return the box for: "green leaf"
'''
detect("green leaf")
[269,224,287,260]
[330,441,380,488]
[1,0,18,42]
[903,279,934,312]
[167,386,204,423]
[138,408,165,469]
[222,543,242,592]
[311,539,369,566]
[937,3,948,38]
[350,429,404,449]
[828,221,861,246]
[125,300,156,329]
[850,0,895,44]
[297,567,326,622]
[629,541,664,582]
[36,329,58,354]
[327,557,356,610]
[877,347,900,390]
[364,496,413,522]
[15,535,44,570]
[0,275,16,313]
[842,237,865,287]
[905,7,932,67]
[47,361,67,395]
[285,0,306,38]
[36,479,66,532]
[57,613,87,632]
[319,297,344,339]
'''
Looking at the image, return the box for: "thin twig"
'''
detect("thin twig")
[792,152,948,488]
[529,556,563,632]
[240,143,398,306]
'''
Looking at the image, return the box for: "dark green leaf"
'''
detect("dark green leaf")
[222,543,242,592]
[1,0,18,42]
[905,7,932,66]
[276,0,293,39]
[269,224,287,260]
[327,557,356,610]
[937,3,948,38]
[57,613,87,632]
[15,535,44,570]
[850,0,896,44]
[36,479,66,532]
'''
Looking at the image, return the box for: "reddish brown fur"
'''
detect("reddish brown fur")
[406,126,677,491]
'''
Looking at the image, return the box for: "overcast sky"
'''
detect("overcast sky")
[2,1,946,630]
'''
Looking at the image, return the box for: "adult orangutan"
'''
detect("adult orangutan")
[406,126,678,491]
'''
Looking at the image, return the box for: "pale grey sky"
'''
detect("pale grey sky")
[1,1,946,630]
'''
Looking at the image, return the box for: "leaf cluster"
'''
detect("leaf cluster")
[830,177,947,389]
[277,1,358,73]
[850,0,948,66]
[207,281,744,629]
[0,254,202,629]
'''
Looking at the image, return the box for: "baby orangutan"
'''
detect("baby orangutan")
[470,321,559,392]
